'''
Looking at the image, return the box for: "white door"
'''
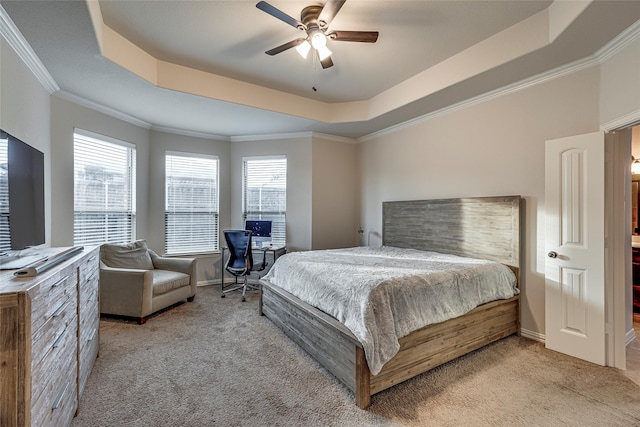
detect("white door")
[545,131,605,365]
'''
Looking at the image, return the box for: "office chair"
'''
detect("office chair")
[221,230,268,301]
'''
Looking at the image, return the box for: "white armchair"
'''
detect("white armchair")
[99,240,197,324]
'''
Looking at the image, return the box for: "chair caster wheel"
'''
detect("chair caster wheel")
[221,294,225,298]
[241,298,246,302]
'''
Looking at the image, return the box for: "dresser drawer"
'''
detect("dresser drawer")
[30,317,77,427]
[78,251,99,287]
[31,310,77,408]
[30,265,77,333]
[78,316,99,397]
[31,294,75,371]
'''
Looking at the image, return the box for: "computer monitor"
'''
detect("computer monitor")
[245,220,272,247]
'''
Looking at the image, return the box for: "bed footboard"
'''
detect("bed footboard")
[260,282,519,409]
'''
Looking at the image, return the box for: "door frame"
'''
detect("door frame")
[602,114,640,369]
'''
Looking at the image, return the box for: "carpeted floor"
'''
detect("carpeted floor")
[71,285,640,427]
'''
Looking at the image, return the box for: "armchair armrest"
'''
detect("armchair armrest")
[148,250,197,296]
[148,250,194,274]
[99,262,154,317]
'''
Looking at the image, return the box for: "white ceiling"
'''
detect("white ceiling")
[2,1,640,140]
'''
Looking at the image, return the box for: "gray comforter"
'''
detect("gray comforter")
[260,245,519,375]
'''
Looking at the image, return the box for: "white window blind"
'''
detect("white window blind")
[74,130,136,246]
[243,156,287,246]
[0,138,8,252]
[165,151,219,255]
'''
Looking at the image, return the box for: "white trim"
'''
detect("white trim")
[74,127,136,149]
[311,132,358,144]
[231,132,313,142]
[358,20,640,142]
[600,109,640,132]
[232,131,356,144]
[166,150,219,161]
[241,154,286,162]
[151,125,230,142]
[520,328,545,343]
[358,56,599,142]
[626,327,636,347]
[197,280,219,287]
[0,5,59,94]
[55,91,152,129]
[594,19,640,63]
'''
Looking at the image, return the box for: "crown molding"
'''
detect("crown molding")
[54,90,152,129]
[358,56,599,142]
[310,132,357,144]
[358,19,640,142]
[0,5,59,94]
[594,19,640,63]
[230,132,313,142]
[600,109,640,132]
[150,125,230,141]
[230,131,356,144]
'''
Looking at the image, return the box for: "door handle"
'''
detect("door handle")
[547,251,558,258]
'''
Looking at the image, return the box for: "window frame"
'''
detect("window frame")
[242,155,287,247]
[164,150,220,256]
[73,128,137,246]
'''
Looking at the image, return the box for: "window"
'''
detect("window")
[165,151,219,255]
[74,130,136,245]
[243,156,287,246]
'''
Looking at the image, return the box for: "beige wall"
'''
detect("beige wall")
[50,97,151,248]
[229,136,313,252]
[358,67,602,336]
[311,136,360,249]
[0,37,52,247]
[600,38,640,127]
[147,130,231,284]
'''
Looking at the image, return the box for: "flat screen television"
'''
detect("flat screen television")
[0,129,45,252]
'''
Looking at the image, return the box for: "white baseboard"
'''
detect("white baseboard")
[520,328,545,343]
[197,280,220,287]
[626,327,637,346]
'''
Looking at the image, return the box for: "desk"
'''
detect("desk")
[220,245,286,290]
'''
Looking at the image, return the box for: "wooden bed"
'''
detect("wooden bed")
[259,195,522,409]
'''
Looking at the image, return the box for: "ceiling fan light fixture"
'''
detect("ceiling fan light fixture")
[311,32,327,49]
[296,40,311,58]
[317,44,332,61]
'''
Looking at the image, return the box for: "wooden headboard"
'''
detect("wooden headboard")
[382,196,521,270]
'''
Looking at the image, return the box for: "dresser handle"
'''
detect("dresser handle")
[51,277,66,288]
[52,301,67,318]
[52,329,67,349]
[51,382,69,410]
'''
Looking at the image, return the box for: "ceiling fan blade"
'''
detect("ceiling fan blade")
[256,1,305,30]
[319,53,334,69]
[328,31,379,43]
[265,38,306,56]
[317,0,346,28]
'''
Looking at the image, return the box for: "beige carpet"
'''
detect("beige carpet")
[72,285,640,427]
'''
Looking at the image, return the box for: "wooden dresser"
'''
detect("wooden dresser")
[0,246,99,427]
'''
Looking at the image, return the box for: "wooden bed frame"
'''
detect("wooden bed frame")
[259,195,522,409]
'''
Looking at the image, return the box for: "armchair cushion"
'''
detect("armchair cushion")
[101,240,154,270]
[152,270,191,296]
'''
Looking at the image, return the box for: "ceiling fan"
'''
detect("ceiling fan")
[256,0,379,69]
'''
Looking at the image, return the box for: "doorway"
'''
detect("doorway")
[627,125,640,383]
